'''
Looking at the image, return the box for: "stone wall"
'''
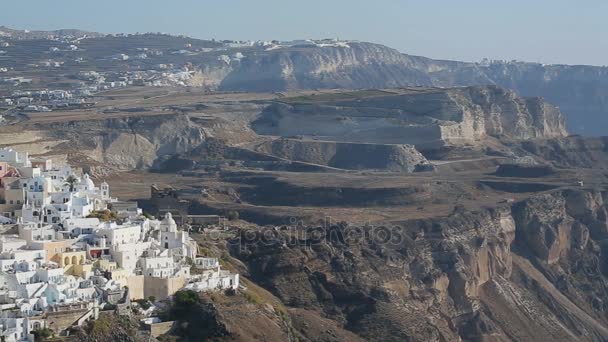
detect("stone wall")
[144,321,176,338]
[127,275,145,300]
[46,308,88,334]
[144,276,187,300]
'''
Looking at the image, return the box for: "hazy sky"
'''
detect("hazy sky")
[1,0,606,65]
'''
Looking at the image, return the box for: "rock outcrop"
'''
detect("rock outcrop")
[254,138,431,172]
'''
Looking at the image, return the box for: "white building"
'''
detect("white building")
[158,213,196,259]
[0,150,30,168]
[0,316,46,342]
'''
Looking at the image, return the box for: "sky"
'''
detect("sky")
[1,0,607,66]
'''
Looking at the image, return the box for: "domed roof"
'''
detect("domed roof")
[162,212,176,226]
[80,173,95,189]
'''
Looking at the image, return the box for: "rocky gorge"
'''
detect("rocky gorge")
[229,189,608,341]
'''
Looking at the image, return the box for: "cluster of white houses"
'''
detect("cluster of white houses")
[0,148,239,341]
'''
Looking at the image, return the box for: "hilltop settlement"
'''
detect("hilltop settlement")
[0,148,239,341]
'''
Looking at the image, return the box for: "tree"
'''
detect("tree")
[185,256,193,266]
[173,290,199,308]
[87,210,118,222]
[226,210,239,221]
[32,328,53,341]
[64,175,79,192]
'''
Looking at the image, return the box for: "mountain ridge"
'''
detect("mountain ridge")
[1,26,607,134]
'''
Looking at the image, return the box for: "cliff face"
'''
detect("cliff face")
[431,62,608,136]
[218,42,433,91]
[252,86,567,149]
[447,86,567,140]
[231,189,608,341]
[0,114,212,175]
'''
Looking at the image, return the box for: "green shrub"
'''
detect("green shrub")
[135,299,151,310]
[226,210,239,221]
[32,328,53,341]
[87,210,118,222]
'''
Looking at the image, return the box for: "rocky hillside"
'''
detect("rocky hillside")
[253,86,567,149]
[254,138,431,172]
[516,136,608,169]
[231,188,608,341]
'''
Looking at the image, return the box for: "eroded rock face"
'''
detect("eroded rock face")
[230,190,608,341]
[232,208,516,341]
[15,114,210,174]
[513,193,574,264]
[252,86,567,149]
[431,61,608,136]
[449,86,567,140]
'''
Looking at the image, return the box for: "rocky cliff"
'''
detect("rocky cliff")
[0,114,213,175]
[217,42,432,91]
[252,86,567,149]
[426,61,608,136]
[230,188,608,341]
